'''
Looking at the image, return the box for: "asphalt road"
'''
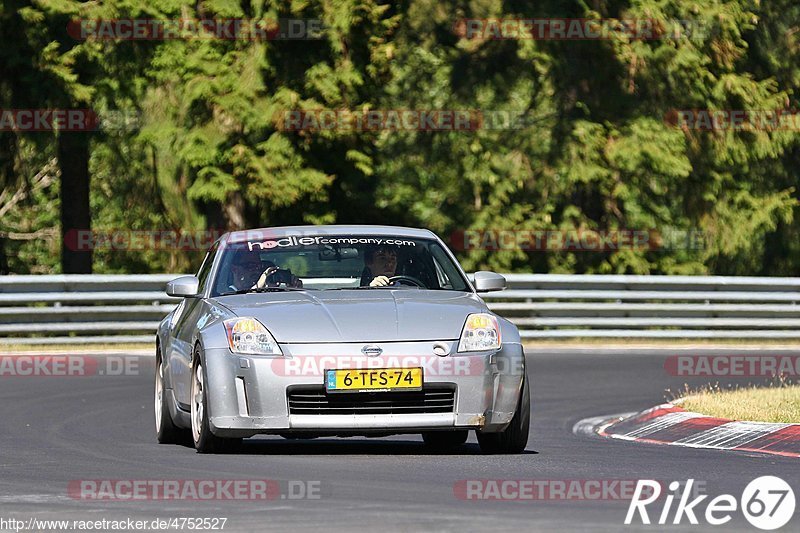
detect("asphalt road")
[1,348,799,532]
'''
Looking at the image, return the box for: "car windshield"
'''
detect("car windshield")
[211,235,471,296]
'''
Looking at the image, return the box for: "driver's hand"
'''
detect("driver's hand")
[253,266,278,289]
[369,275,390,287]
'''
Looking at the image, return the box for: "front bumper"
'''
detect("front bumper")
[201,340,525,438]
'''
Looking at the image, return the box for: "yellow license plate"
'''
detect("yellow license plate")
[325,367,423,392]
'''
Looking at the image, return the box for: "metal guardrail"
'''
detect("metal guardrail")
[3,273,800,344]
[0,275,177,344]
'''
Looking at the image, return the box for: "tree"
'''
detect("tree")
[1,0,100,272]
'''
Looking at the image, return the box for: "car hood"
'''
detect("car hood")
[215,290,488,343]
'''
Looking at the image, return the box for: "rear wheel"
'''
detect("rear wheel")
[477,375,530,454]
[191,353,242,454]
[422,430,469,450]
[154,348,188,444]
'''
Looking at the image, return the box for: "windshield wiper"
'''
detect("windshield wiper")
[219,287,309,296]
[323,286,374,290]
[324,285,422,290]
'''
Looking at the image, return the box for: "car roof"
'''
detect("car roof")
[224,225,438,244]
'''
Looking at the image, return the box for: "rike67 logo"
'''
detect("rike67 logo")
[626,476,795,530]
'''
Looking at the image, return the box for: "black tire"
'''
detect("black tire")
[155,348,189,444]
[477,374,530,454]
[191,351,242,454]
[422,430,469,450]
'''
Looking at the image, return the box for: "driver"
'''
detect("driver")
[360,244,399,287]
[230,253,269,291]
[230,251,302,291]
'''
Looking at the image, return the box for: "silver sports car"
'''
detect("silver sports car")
[154,225,529,454]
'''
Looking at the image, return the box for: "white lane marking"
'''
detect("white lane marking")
[623,411,705,439]
[675,421,790,449]
[576,407,800,457]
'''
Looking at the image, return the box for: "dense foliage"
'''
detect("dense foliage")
[1,0,799,275]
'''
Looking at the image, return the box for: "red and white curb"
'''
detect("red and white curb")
[574,404,800,458]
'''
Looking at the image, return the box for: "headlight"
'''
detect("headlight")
[223,318,282,355]
[458,313,501,352]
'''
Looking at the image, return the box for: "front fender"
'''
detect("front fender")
[193,300,238,350]
[497,315,521,345]
[482,340,526,431]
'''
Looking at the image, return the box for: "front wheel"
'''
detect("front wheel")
[477,375,530,454]
[191,353,242,454]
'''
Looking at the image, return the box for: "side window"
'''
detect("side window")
[196,242,219,293]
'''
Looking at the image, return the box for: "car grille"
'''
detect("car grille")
[287,385,456,415]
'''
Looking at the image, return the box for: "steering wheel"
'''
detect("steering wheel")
[388,275,426,288]
[257,266,297,288]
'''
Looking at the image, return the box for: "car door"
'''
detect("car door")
[168,243,218,408]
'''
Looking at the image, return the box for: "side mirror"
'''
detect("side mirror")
[166,275,200,297]
[473,271,506,293]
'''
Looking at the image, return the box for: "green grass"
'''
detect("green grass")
[677,384,800,423]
